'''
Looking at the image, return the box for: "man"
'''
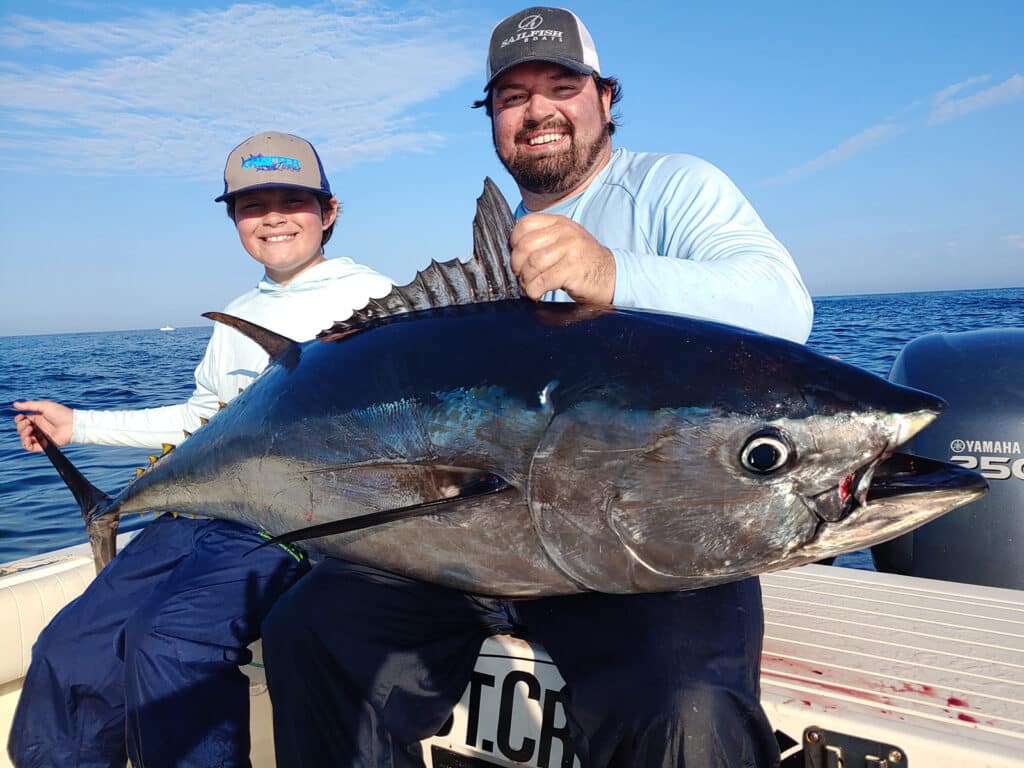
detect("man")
[10,131,392,768]
[262,8,812,767]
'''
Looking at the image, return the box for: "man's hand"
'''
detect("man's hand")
[13,400,73,452]
[510,214,616,304]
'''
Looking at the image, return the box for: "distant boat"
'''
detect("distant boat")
[159,325,175,332]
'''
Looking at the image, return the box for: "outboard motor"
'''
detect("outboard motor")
[872,328,1024,589]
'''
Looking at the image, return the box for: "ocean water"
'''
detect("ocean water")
[1,287,1021,567]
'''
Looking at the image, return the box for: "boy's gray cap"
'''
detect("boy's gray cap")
[215,131,332,202]
[485,6,600,89]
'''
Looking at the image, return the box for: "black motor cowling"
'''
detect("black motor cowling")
[872,328,1024,589]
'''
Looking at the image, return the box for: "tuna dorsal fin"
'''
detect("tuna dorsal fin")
[318,177,521,341]
[202,312,299,361]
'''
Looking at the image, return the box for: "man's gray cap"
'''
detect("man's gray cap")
[485,6,600,89]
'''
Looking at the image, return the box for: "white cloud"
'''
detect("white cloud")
[928,74,1024,125]
[1003,234,1024,250]
[758,123,906,186]
[0,3,479,176]
[759,71,1023,187]
[931,74,991,107]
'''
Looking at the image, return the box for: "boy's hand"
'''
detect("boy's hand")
[13,400,73,452]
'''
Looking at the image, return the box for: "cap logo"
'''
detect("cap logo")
[241,153,301,172]
[501,21,563,48]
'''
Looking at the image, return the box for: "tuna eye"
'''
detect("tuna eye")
[740,432,791,474]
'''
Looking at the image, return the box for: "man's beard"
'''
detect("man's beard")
[498,120,611,196]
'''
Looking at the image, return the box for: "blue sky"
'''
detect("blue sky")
[1,0,1021,336]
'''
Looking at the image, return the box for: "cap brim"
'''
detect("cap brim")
[485,56,595,90]
[214,181,332,203]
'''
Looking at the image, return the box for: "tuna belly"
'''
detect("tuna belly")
[311,491,584,597]
[129,454,576,596]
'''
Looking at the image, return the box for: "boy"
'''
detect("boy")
[11,131,392,768]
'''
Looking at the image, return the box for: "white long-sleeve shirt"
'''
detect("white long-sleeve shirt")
[72,258,393,448]
[518,148,814,343]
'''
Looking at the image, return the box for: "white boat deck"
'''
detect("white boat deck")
[1,548,1021,767]
[760,564,1024,766]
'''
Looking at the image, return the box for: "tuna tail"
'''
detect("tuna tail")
[318,177,521,342]
[31,423,120,573]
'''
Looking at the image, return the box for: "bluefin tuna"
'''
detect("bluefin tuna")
[40,179,986,595]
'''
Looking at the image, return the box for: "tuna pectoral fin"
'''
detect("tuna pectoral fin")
[250,473,511,551]
[31,423,119,573]
[203,312,300,364]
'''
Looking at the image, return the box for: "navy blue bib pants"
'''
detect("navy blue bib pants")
[262,558,780,768]
[9,515,309,768]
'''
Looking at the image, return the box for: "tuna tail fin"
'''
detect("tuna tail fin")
[31,423,120,573]
[202,312,301,365]
[249,473,511,553]
[318,177,520,341]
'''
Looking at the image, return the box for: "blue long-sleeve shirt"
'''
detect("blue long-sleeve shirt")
[515,148,814,344]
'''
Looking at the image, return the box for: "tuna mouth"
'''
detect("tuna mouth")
[809,451,987,526]
[865,452,988,502]
[795,452,987,563]
[808,405,949,525]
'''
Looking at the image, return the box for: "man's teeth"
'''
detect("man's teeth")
[265,234,295,243]
[528,133,563,146]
